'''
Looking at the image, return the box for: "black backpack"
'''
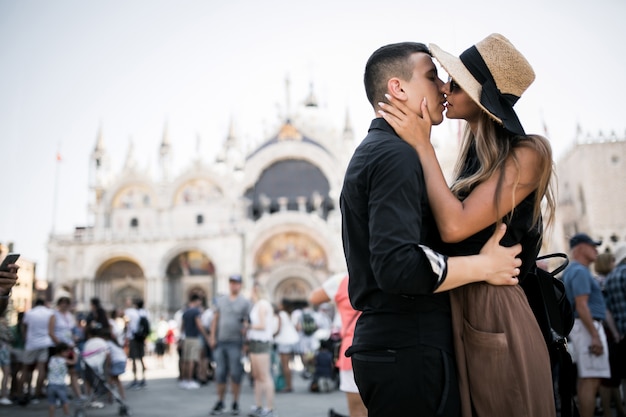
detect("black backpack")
[521,253,578,417]
[301,312,318,336]
[134,316,151,341]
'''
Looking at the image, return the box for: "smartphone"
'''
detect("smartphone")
[0,253,20,272]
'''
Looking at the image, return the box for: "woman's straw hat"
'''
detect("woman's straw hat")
[429,33,535,136]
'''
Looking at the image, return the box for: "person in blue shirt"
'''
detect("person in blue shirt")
[563,233,610,417]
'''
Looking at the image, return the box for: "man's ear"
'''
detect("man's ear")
[387,78,407,100]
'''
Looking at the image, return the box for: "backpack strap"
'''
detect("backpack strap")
[535,253,569,338]
[537,253,569,275]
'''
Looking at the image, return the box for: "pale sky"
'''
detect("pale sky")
[1,0,624,276]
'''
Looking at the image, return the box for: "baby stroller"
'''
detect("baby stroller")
[309,330,339,393]
[75,346,132,417]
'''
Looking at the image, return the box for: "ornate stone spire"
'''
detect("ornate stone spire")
[225,116,237,149]
[94,124,105,154]
[89,123,110,207]
[217,117,243,169]
[91,123,107,170]
[304,82,318,107]
[285,75,292,120]
[123,137,137,171]
[160,122,171,158]
[159,122,172,180]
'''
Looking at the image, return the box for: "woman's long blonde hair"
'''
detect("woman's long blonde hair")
[450,112,556,233]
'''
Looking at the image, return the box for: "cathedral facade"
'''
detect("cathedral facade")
[46,89,355,317]
[555,130,626,254]
[45,79,626,319]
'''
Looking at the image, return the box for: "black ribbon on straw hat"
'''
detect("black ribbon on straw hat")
[460,46,525,136]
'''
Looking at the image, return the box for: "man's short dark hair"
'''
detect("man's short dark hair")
[34,298,45,306]
[364,42,430,108]
[189,293,201,303]
[133,298,144,309]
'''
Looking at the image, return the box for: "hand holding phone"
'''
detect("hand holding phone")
[0,253,19,298]
[0,253,19,272]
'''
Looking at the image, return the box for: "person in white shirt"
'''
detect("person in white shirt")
[246,283,277,417]
[19,298,54,403]
[124,298,149,389]
[48,296,81,400]
[154,316,169,368]
[109,309,126,347]
[273,301,299,392]
[82,327,109,408]
[104,332,127,401]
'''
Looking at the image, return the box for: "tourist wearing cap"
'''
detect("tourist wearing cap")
[379,34,556,416]
[209,274,251,416]
[563,233,610,417]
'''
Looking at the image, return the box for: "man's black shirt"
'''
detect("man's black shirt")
[340,118,452,353]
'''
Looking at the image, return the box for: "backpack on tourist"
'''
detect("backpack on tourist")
[301,312,318,336]
[134,316,151,341]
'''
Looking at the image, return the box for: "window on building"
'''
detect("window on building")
[196,214,204,225]
[130,218,139,228]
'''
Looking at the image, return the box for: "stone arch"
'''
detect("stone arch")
[244,158,334,220]
[253,231,327,273]
[273,277,312,304]
[256,262,321,306]
[110,183,157,210]
[187,286,209,306]
[242,143,339,198]
[164,249,216,315]
[114,285,143,311]
[94,257,145,310]
[172,177,224,207]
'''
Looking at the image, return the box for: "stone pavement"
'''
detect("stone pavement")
[2,355,348,417]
